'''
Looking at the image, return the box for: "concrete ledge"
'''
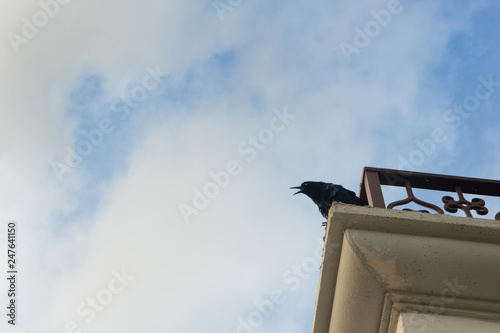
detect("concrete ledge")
[312,204,500,333]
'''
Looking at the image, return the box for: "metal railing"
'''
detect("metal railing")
[359,167,500,220]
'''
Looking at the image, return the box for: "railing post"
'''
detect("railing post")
[364,169,386,208]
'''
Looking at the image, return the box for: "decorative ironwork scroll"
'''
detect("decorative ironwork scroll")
[442,186,488,217]
[387,180,444,214]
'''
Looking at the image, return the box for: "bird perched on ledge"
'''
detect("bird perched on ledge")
[290,181,368,222]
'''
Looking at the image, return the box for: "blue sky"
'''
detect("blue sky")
[1,0,500,332]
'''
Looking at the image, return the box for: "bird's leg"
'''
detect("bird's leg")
[321,221,327,227]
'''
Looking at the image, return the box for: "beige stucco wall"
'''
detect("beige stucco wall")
[312,203,500,333]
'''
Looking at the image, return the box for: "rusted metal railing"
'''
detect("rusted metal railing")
[359,167,500,220]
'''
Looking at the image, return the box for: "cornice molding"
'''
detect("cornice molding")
[312,204,500,333]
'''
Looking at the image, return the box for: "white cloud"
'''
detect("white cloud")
[0,0,493,331]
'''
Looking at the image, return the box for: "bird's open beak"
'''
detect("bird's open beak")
[290,186,302,195]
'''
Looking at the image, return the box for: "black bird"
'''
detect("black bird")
[290,181,368,221]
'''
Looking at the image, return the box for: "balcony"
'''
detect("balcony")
[311,167,500,333]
